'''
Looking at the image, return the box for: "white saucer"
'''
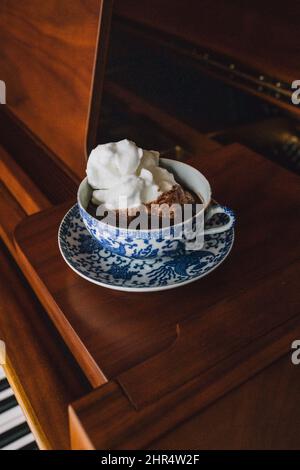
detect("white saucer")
[58,204,234,292]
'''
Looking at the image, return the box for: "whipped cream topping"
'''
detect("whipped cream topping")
[86,140,178,210]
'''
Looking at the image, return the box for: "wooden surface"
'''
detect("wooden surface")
[2,1,299,449]
[14,143,300,393]
[0,113,92,449]
[0,146,50,215]
[114,0,300,85]
[0,242,91,449]
[1,236,299,449]
[146,355,300,450]
[0,182,25,255]
[69,319,300,449]
[0,107,78,205]
[0,1,112,178]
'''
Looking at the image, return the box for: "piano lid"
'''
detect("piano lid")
[114,0,299,106]
[0,1,113,179]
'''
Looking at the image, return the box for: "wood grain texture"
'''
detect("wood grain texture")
[0,146,50,214]
[117,262,300,408]
[114,0,300,84]
[147,355,300,450]
[0,242,91,449]
[0,182,25,255]
[14,144,300,390]
[0,0,111,178]
[69,315,300,449]
[0,107,78,204]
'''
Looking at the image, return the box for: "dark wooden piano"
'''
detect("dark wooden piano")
[0,0,300,450]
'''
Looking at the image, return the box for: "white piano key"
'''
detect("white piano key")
[0,387,14,402]
[0,367,5,380]
[0,404,23,428]
[1,432,35,450]
[0,409,26,435]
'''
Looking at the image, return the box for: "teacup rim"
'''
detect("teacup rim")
[77,158,212,233]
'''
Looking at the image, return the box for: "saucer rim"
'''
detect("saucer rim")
[58,204,235,293]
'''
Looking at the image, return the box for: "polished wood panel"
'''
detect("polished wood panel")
[0,1,112,178]
[0,243,91,449]
[1,0,299,450]
[117,263,300,408]
[0,182,25,255]
[114,0,300,84]
[14,144,300,392]
[0,146,50,215]
[0,107,77,204]
[147,355,300,450]
[69,318,300,449]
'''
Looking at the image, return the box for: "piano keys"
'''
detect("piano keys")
[0,368,38,451]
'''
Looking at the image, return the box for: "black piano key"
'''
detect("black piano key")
[0,395,18,414]
[0,378,9,392]
[0,422,31,449]
[19,441,39,450]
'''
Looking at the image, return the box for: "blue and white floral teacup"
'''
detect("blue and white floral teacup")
[77,158,235,259]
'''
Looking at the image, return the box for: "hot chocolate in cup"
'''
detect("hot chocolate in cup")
[77,158,235,259]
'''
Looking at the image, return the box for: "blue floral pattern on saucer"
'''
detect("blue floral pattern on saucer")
[58,204,234,292]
